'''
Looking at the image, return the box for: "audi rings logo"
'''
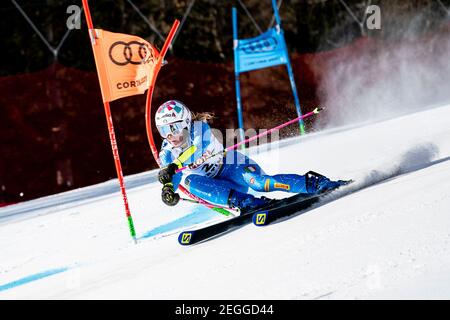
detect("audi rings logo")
[108,41,155,66]
[241,37,278,54]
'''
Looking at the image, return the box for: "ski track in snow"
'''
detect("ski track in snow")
[1,104,450,299]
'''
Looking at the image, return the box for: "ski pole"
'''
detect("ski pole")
[176,107,323,173]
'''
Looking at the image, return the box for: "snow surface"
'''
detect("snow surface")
[1,104,450,299]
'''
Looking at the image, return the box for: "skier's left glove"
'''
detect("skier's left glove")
[158,163,178,185]
[161,183,180,206]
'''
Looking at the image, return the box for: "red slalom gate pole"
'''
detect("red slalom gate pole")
[82,0,137,243]
[145,20,180,166]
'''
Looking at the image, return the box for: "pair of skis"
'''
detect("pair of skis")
[178,191,331,246]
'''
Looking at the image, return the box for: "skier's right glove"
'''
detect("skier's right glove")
[161,183,180,206]
[158,163,178,185]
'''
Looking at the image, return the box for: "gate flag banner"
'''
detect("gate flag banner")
[91,29,160,102]
[235,27,287,74]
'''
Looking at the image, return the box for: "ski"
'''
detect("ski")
[178,211,254,246]
[253,180,354,226]
[178,180,354,245]
[178,192,321,246]
[252,193,322,226]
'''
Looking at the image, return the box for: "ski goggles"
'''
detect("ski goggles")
[157,121,186,138]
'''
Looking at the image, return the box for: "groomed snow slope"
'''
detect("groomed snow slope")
[1,104,450,299]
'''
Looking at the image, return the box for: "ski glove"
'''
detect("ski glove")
[158,163,178,184]
[161,183,180,206]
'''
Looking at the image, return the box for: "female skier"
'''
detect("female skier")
[156,100,347,213]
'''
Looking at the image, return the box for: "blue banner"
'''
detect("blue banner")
[235,27,287,74]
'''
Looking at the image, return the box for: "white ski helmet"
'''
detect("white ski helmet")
[155,100,192,138]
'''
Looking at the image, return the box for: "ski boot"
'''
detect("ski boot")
[228,190,274,214]
[306,171,351,194]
